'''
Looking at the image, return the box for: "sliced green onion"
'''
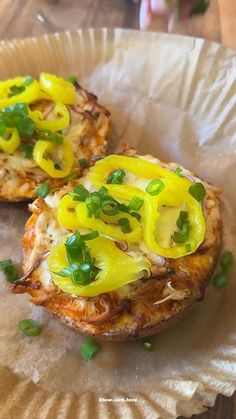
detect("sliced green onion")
[98,186,108,198]
[101,199,119,216]
[82,231,99,241]
[67,173,80,181]
[39,129,63,144]
[0,118,6,135]
[107,168,125,185]
[139,339,154,351]
[85,194,101,218]
[55,264,79,277]
[36,182,51,199]
[130,212,141,221]
[19,143,34,159]
[0,259,18,283]
[220,251,234,273]
[2,103,28,119]
[8,85,25,97]
[176,211,188,229]
[213,273,229,289]
[72,184,89,201]
[175,167,183,177]
[188,182,206,202]
[18,319,41,337]
[16,117,35,138]
[67,76,77,85]
[79,337,101,361]
[24,75,34,86]
[79,158,88,168]
[145,179,165,196]
[118,218,131,233]
[129,196,144,211]
[185,243,192,252]
[173,223,189,243]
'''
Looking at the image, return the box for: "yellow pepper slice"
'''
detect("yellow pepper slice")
[0,128,20,154]
[75,202,142,242]
[88,154,190,190]
[143,193,205,258]
[29,102,70,132]
[0,78,40,109]
[47,236,150,297]
[40,73,76,105]
[33,138,74,178]
[57,194,82,230]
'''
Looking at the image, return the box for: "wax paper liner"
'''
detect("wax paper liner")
[0,29,235,418]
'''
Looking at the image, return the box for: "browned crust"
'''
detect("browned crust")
[13,161,222,340]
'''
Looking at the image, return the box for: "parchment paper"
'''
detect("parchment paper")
[0,29,235,419]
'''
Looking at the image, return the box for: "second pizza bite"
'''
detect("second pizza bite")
[0,74,110,201]
[13,153,222,340]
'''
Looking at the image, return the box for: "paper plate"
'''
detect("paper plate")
[0,29,236,419]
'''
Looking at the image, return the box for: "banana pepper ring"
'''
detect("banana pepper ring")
[47,236,150,297]
[33,138,74,178]
[0,78,40,109]
[29,102,70,132]
[88,154,190,190]
[0,128,20,154]
[40,73,76,105]
[57,194,82,230]
[143,192,205,258]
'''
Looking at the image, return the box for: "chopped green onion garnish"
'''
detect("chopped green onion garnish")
[79,158,88,168]
[72,184,89,201]
[67,173,80,181]
[82,231,99,241]
[17,117,35,138]
[101,199,119,216]
[185,243,192,252]
[139,339,154,351]
[2,103,28,119]
[213,273,229,289]
[188,182,206,202]
[19,143,34,159]
[130,211,141,221]
[118,218,131,233]
[107,168,125,185]
[67,76,77,85]
[39,129,63,144]
[0,118,6,135]
[85,194,101,218]
[8,85,25,97]
[24,75,34,86]
[36,182,51,199]
[0,259,18,283]
[62,231,100,285]
[173,211,190,243]
[176,211,188,229]
[129,196,144,211]
[145,179,165,196]
[220,251,234,273]
[175,167,183,177]
[79,337,101,361]
[18,319,41,337]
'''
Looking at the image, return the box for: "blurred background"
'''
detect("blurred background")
[0,0,235,50]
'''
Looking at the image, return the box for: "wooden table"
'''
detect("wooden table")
[0,1,235,418]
